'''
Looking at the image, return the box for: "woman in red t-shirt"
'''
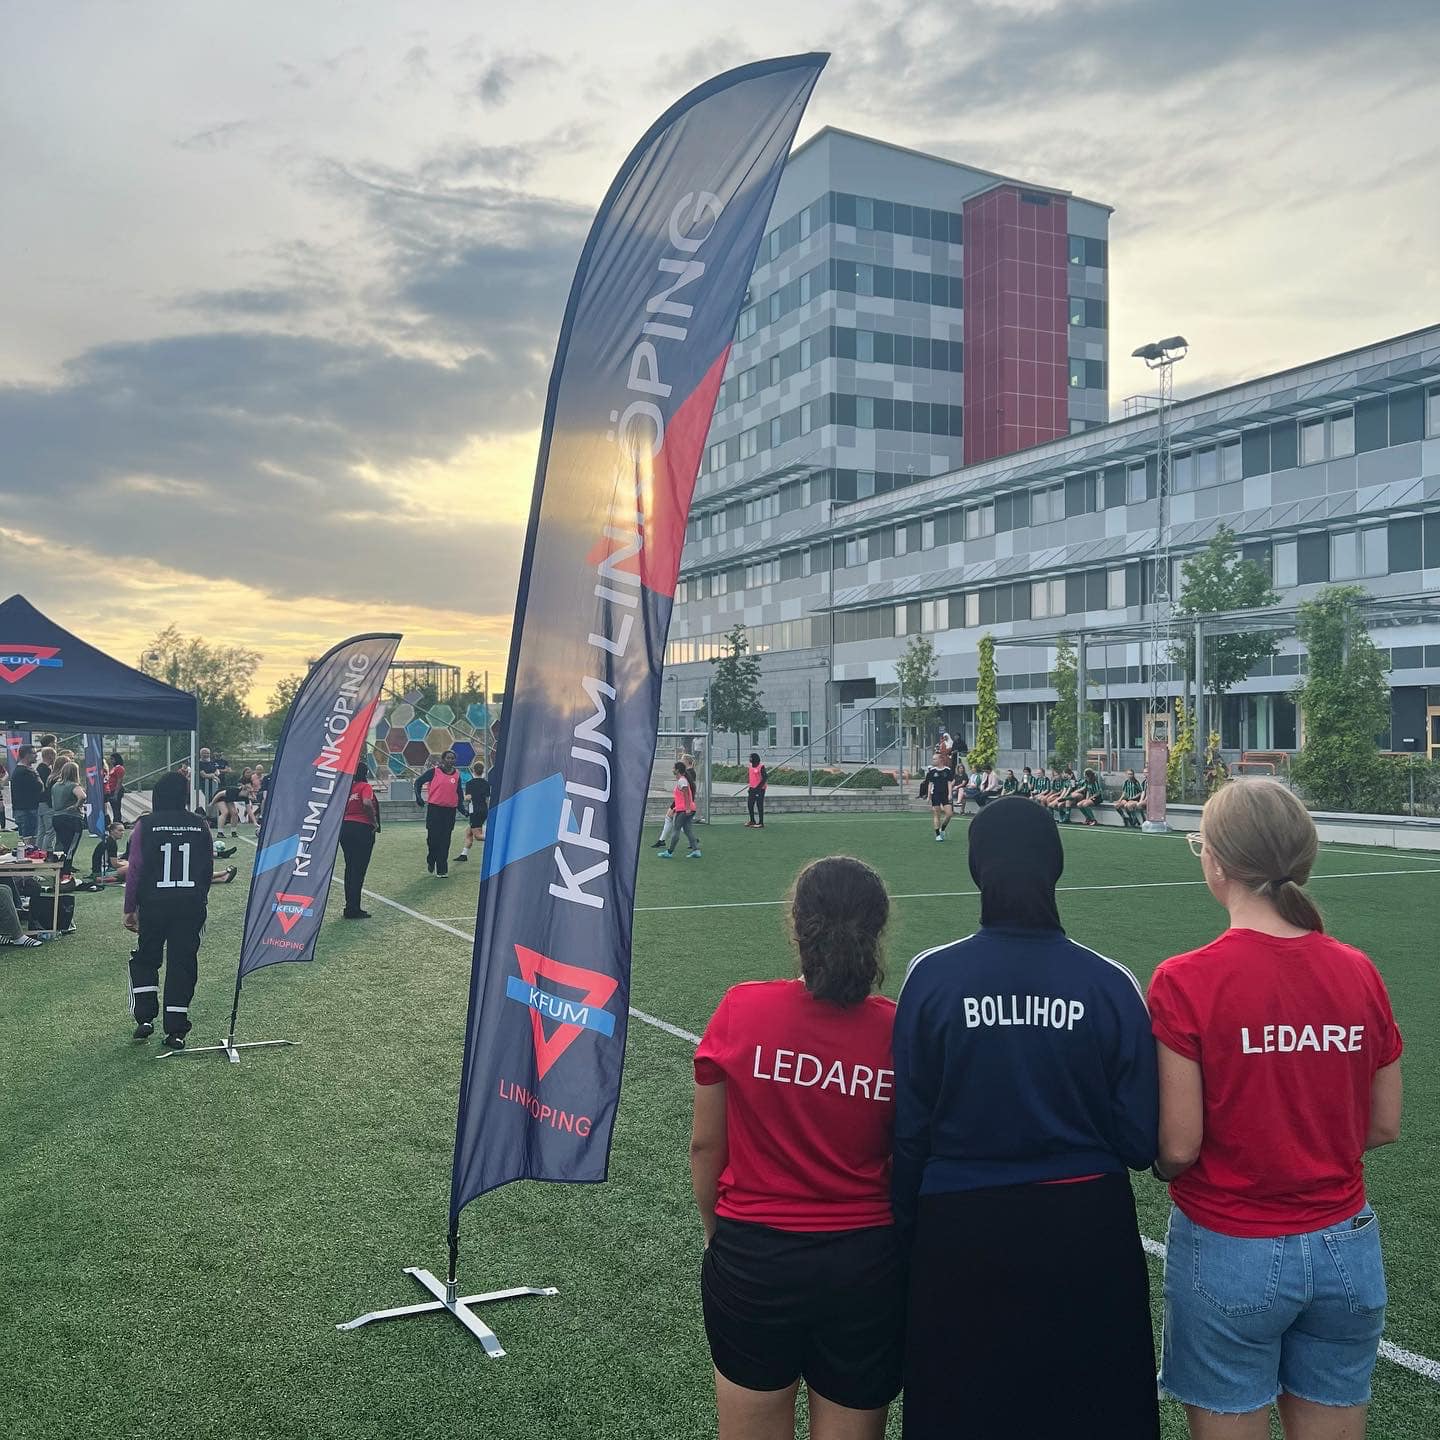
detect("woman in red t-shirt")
[339,761,380,919]
[692,856,900,1439]
[1150,779,1403,1438]
[104,752,126,827]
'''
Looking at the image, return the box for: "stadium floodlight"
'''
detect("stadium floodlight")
[1131,342,1164,362]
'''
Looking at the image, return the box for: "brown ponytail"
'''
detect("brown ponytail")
[789,855,890,1006]
[1201,780,1324,933]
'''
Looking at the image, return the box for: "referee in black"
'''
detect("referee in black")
[124,771,214,1049]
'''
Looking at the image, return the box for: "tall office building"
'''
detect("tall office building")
[665,127,1111,746]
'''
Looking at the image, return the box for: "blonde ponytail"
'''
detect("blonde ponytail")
[1202,780,1324,933]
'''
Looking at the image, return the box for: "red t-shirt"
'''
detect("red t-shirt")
[694,978,897,1232]
[342,781,376,825]
[104,764,124,795]
[673,777,695,813]
[1149,928,1403,1238]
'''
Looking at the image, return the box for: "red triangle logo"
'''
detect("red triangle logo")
[513,944,619,1080]
[0,645,59,685]
[312,697,381,771]
[273,892,315,935]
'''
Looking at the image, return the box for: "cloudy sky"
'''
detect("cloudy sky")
[3,0,1436,706]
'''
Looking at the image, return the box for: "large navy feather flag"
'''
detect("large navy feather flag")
[450,54,826,1216]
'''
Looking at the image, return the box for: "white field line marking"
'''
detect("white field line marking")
[624,867,1440,914]
[1080,824,1440,867]
[253,838,1437,1389]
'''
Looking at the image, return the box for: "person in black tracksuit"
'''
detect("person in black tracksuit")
[413,750,463,877]
[892,797,1159,1439]
[125,771,214,1048]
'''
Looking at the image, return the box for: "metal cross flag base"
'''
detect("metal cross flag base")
[156,1038,298,1064]
[338,1267,558,1358]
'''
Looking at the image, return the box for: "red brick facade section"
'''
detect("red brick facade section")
[962,186,1069,465]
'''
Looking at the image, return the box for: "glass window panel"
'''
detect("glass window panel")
[1273,540,1297,588]
[856,329,874,363]
[799,337,813,368]
[856,470,875,498]
[1428,386,1440,437]
[1330,529,1358,580]
[770,417,783,448]
[965,592,980,627]
[1331,410,1355,458]
[895,525,908,556]
[799,208,811,240]
[855,196,874,230]
[800,403,812,433]
[1068,295,1086,326]
[1069,357,1085,388]
[895,604,909,635]
[1362,526,1387,575]
[1127,464,1147,503]
[856,396,874,428]
[1068,234,1086,265]
[1172,451,1194,493]
[1221,440,1242,482]
[798,273,812,304]
[856,264,874,296]
[1300,418,1326,465]
[1107,568,1125,609]
[768,292,781,322]
[1197,447,1218,485]
[922,519,935,548]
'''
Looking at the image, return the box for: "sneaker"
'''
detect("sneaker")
[453,853,469,862]
[687,849,702,859]
[650,840,665,849]
[755,824,764,829]
[342,909,371,920]
[216,846,237,859]
[59,924,77,936]
[161,1034,186,1051]
[934,832,942,842]
[437,871,451,879]
[219,866,239,884]
[657,850,673,859]
[743,821,755,828]
[133,1020,154,1040]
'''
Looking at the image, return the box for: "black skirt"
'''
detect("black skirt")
[902,1172,1158,1440]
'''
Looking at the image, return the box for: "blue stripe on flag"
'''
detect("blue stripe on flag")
[481,772,566,880]
[254,833,303,876]
[504,976,617,1036]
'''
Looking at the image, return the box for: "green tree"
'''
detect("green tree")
[1290,587,1391,811]
[1049,636,1081,766]
[137,625,261,766]
[698,624,767,763]
[895,634,939,773]
[262,674,304,745]
[970,633,999,769]
[1172,525,1280,710]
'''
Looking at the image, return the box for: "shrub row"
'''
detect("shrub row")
[709,763,898,790]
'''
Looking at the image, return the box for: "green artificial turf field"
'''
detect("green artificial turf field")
[2,811,1437,1439]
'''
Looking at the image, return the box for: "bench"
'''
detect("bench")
[1235,750,1291,777]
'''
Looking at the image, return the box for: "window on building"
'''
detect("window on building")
[856,196,874,230]
[1127,462,1147,504]
[1330,526,1388,580]
[737,368,755,400]
[708,441,726,472]
[964,592,980,627]
[1107,568,1126,609]
[712,571,728,595]
[1428,384,1440,437]
[799,336,813,369]
[799,207,811,240]
[856,470,876,499]
[844,535,870,567]
[769,355,782,386]
[1196,447,1218,486]
[768,291,782,323]
[713,508,727,534]
[856,396,874,429]
[856,263,875,296]
[1032,577,1066,617]
[1172,451,1195,493]
[1299,409,1355,466]
[1221,440,1242,482]
[1068,295,1086,327]
[676,579,689,604]
[801,548,813,577]
[856,329,875,363]
[1300,418,1326,466]
[798,272,812,305]
[800,402,813,434]
[1032,484,1064,524]
[1068,234,1087,265]
[895,524,909,557]
[965,503,995,539]
[1273,539,1297,588]
[1331,409,1355,458]
[739,428,758,460]
[770,417,783,448]
[791,711,810,747]
[894,603,910,636]
[1068,357,1086,388]
[922,518,936,549]
[921,597,948,631]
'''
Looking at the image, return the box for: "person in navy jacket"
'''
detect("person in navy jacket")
[892,796,1159,1440]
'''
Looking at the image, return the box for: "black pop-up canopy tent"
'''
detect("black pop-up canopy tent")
[0,594,197,733]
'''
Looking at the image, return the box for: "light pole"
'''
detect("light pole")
[1131,335,1188,830]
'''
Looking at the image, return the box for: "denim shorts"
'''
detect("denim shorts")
[1160,1204,1387,1413]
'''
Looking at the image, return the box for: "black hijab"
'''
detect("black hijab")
[968,796,1064,931]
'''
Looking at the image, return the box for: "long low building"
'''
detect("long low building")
[662,322,1440,768]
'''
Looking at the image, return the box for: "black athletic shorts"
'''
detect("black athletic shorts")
[469,807,488,829]
[701,1217,904,1410]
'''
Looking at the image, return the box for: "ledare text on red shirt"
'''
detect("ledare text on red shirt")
[695,977,897,1232]
[1148,927,1403,1239]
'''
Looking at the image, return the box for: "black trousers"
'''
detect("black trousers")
[106,793,124,825]
[746,787,765,824]
[129,905,206,1036]
[52,814,85,866]
[425,804,457,873]
[903,1173,1159,1439]
[339,820,375,914]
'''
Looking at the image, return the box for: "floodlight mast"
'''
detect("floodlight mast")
[1130,337,1188,723]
